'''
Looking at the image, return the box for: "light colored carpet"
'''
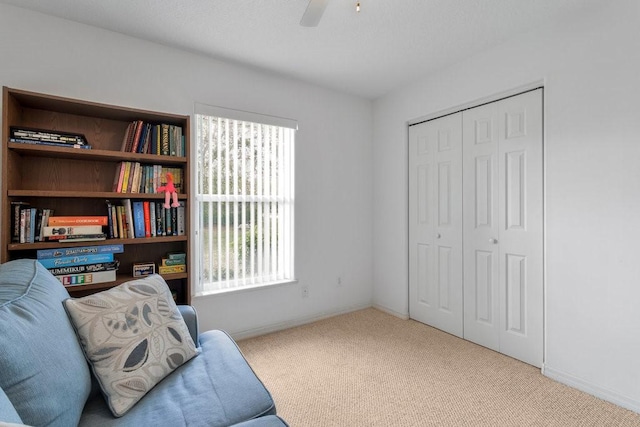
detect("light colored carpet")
[238,308,640,426]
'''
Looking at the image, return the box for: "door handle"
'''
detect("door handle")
[436,233,441,239]
[489,238,498,244]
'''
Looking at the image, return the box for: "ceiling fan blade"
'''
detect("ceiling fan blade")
[300,0,329,27]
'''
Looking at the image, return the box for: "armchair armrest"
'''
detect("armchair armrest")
[178,305,199,346]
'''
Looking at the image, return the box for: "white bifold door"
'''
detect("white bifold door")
[409,89,543,367]
[408,112,464,338]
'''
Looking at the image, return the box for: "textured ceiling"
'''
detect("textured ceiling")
[0,0,604,99]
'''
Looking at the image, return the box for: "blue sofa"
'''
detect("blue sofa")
[0,259,287,427]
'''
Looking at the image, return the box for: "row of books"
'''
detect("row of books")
[106,199,186,239]
[121,120,185,157]
[37,244,124,286]
[9,126,90,150]
[11,203,108,243]
[112,162,183,194]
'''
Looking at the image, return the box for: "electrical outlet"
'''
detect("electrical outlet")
[301,285,309,298]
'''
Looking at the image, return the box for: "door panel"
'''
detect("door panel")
[498,90,543,367]
[409,113,463,338]
[463,101,501,351]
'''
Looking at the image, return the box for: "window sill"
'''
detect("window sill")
[193,278,299,298]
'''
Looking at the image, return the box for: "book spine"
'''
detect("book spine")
[130,120,144,153]
[161,124,170,156]
[47,216,109,226]
[56,270,117,287]
[38,253,115,269]
[10,139,90,149]
[164,207,172,236]
[33,209,44,242]
[11,202,29,243]
[123,199,135,239]
[28,208,36,243]
[48,260,120,275]
[37,244,124,259]
[149,201,157,237]
[47,234,107,242]
[106,200,114,239]
[171,206,178,236]
[43,226,103,237]
[117,205,125,239]
[177,201,185,235]
[132,201,146,238]
[156,202,164,236]
[143,201,152,237]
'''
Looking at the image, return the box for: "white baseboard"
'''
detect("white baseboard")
[372,303,409,320]
[230,302,373,341]
[543,364,640,414]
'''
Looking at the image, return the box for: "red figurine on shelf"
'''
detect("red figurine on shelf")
[157,172,180,209]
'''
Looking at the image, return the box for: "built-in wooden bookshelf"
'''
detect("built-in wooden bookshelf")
[1,87,191,304]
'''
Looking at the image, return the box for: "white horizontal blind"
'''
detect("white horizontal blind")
[194,110,295,295]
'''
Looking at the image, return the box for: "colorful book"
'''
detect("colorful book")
[47,216,108,226]
[56,270,117,286]
[38,253,114,269]
[143,201,152,237]
[123,199,135,239]
[37,244,124,259]
[132,201,146,238]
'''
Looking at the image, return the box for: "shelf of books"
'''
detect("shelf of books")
[2,86,192,304]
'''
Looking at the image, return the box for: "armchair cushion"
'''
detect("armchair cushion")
[64,274,198,417]
[0,259,92,427]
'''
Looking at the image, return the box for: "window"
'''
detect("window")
[194,105,295,295]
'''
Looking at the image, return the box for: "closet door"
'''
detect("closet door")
[463,89,543,367]
[409,113,463,338]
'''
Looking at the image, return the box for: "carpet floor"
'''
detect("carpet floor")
[238,308,640,426]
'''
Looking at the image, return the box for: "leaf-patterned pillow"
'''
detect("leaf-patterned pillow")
[63,274,199,417]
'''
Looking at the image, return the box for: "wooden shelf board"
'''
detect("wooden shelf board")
[8,142,187,164]
[65,272,188,294]
[8,236,188,251]
[7,190,188,200]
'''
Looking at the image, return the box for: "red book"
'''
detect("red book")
[129,120,144,153]
[47,216,108,226]
[143,201,151,237]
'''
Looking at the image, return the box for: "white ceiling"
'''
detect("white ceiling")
[0,0,603,99]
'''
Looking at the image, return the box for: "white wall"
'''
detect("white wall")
[373,0,640,412]
[0,4,374,338]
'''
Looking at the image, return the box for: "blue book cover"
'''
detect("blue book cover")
[132,201,146,238]
[37,244,124,260]
[38,253,114,269]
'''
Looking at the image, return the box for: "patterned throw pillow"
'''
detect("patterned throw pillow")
[63,274,199,417]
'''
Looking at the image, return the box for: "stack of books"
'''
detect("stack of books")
[10,126,90,149]
[37,244,123,286]
[43,216,108,242]
[158,252,186,274]
[120,120,185,157]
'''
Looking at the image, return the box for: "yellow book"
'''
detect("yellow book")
[158,264,186,274]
